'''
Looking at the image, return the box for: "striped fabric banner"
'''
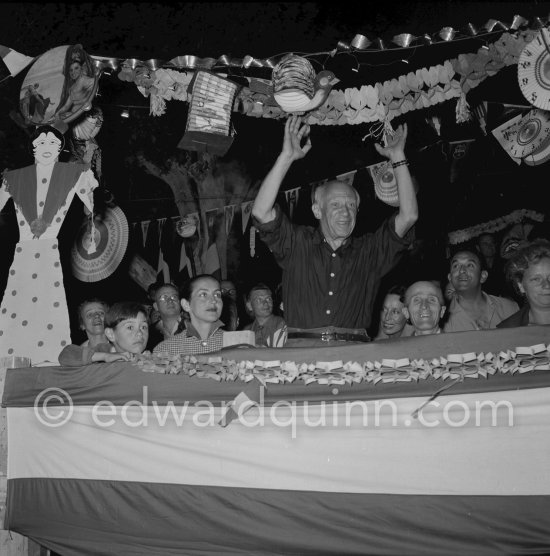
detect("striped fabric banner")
[4,328,550,555]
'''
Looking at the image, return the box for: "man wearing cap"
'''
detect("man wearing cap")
[443,250,518,333]
[252,116,418,342]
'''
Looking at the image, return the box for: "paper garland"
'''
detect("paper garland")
[447,209,545,244]
[134,342,550,387]
[125,29,539,127]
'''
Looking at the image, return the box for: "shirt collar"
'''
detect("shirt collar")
[313,227,353,251]
[184,319,224,340]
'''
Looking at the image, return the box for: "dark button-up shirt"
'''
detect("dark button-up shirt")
[255,205,414,329]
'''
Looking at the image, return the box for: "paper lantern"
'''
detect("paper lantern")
[177,71,239,156]
[272,54,316,112]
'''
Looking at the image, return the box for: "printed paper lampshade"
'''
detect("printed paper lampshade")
[272,54,316,112]
[178,71,239,156]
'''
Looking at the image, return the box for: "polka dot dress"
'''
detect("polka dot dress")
[0,170,96,364]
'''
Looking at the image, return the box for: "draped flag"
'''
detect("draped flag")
[0,45,34,78]
[3,325,550,556]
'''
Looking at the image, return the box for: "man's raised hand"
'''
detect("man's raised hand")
[281,115,311,163]
[374,123,408,162]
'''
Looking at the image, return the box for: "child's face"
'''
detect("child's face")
[182,277,222,326]
[247,289,273,319]
[106,312,149,354]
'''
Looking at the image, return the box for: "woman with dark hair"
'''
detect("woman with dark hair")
[153,274,224,356]
[55,44,96,119]
[0,125,98,363]
[497,239,550,328]
[375,284,414,340]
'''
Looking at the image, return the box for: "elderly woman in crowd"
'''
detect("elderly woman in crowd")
[497,239,550,328]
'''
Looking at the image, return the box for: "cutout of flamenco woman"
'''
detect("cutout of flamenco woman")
[0,126,98,363]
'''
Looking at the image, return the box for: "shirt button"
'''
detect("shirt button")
[329,291,333,296]
[326,309,331,315]
[330,273,335,278]
[331,253,336,258]
[201,341,207,347]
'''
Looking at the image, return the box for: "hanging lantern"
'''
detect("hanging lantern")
[177,71,239,156]
[272,54,316,111]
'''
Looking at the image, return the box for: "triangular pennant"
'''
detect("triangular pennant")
[336,169,357,188]
[241,201,253,234]
[143,219,159,270]
[225,205,235,236]
[202,242,221,279]
[286,188,299,220]
[157,219,170,283]
[0,45,34,77]
[448,139,476,183]
[141,220,150,247]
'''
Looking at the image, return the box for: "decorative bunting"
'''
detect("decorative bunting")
[202,208,222,279]
[241,201,253,234]
[448,139,476,183]
[284,188,300,219]
[224,204,235,236]
[249,226,256,258]
[447,209,545,244]
[141,220,150,246]
[0,45,34,78]
[157,218,171,283]
[336,170,357,188]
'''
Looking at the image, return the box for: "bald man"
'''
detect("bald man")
[403,281,446,336]
[252,115,418,337]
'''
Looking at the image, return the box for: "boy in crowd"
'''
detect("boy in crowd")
[58,302,149,366]
[244,283,287,347]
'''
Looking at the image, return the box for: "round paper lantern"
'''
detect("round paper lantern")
[272,54,316,112]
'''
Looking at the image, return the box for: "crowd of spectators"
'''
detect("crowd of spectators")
[56,234,550,366]
[53,116,550,365]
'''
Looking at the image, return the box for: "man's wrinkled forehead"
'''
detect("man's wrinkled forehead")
[450,250,480,267]
[319,180,360,204]
[405,282,443,304]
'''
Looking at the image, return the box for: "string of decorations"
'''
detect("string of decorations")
[135,342,550,385]
[132,29,538,126]
[89,13,544,74]
[447,209,545,244]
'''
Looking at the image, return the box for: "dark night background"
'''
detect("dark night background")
[1,1,550,339]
